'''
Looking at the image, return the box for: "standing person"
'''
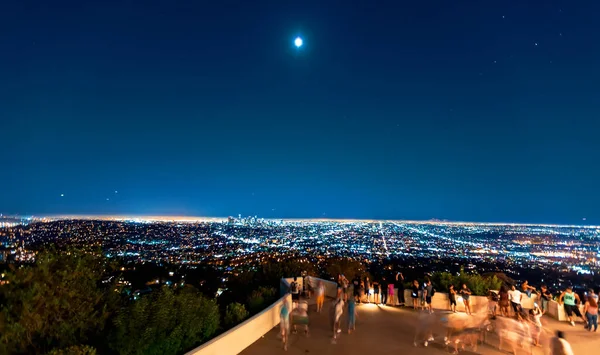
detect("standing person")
[411,280,420,310]
[420,281,427,310]
[499,285,510,317]
[290,277,300,309]
[559,286,587,327]
[341,275,349,302]
[388,280,396,307]
[588,288,599,302]
[584,292,598,332]
[333,298,345,337]
[396,271,405,306]
[359,280,365,304]
[488,290,499,317]
[380,276,388,306]
[509,285,522,317]
[347,298,358,334]
[539,284,552,314]
[372,279,380,304]
[449,285,457,312]
[365,277,371,303]
[424,279,434,313]
[316,281,325,313]
[530,303,543,347]
[353,276,360,302]
[280,303,290,351]
[459,283,472,315]
[551,331,574,355]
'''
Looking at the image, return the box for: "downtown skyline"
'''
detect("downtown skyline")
[2,214,599,228]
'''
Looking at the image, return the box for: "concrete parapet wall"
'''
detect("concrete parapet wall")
[186,288,292,355]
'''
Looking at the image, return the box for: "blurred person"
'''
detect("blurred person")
[521,280,536,298]
[588,288,599,302]
[290,277,300,308]
[358,280,365,303]
[539,284,552,314]
[280,302,290,351]
[347,297,358,333]
[413,308,436,347]
[499,285,510,317]
[459,284,472,315]
[316,280,325,313]
[333,297,345,338]
[559,286,586,327]
[420,280,427,310]
[529,303,543,347]
[449,285,457,313]
[584,292,598,332]
[365,277,371,303]
[551,331,574,355]
[488,290,499,318]
[341,275,349,302]
[353,275,361,302]
[292,300,309,336]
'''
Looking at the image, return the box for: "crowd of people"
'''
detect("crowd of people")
[278,273,594,354]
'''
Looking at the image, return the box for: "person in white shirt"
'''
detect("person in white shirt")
[509,285,522,317]
[331,298,345,342]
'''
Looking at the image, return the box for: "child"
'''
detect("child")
[347,298,358,333]
[280,303,290,351]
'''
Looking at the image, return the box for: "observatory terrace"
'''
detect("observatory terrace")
[187,277,600,355]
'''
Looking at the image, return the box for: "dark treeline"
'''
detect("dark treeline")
[0,249,520,355]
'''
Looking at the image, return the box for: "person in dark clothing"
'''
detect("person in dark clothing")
[396,272,405,306]
[449,285,457,312]
[411,280,420,309]
[380,277,389,305]
[353,276,361,302]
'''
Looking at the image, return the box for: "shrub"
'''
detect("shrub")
[46,345,97,355]
[109,286,219,355]
[247,286,277,314]
[0,250,116,354]
[325,258,365,281]
[431,268,503,296]
[224,302,249,328]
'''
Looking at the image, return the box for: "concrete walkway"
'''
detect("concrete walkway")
[241,299,600,354]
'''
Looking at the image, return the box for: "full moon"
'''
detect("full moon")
[294,37,303,48]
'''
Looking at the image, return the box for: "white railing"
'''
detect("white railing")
[186,283,293,355]
[186,275,335,355]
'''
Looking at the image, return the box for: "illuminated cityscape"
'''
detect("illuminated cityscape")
[2,215,599,290]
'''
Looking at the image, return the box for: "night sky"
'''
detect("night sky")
[2,1,600,224]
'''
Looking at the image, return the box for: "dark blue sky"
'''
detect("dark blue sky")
[2,0,600,223]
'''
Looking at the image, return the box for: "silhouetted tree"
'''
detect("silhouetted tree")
[223,302,249,328]
[0,250,117,354]
[325,257,365,281]
[109,286,219,355]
